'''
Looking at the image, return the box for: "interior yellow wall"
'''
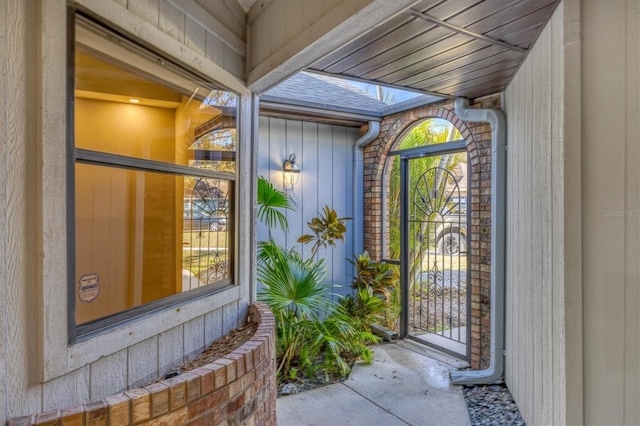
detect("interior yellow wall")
[75,163,132,323]
[75,97,177,323]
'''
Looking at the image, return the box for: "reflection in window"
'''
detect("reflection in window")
[73,17,237,328]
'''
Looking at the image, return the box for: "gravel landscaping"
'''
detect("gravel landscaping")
[408,286,467,334]
[463,383,525,425]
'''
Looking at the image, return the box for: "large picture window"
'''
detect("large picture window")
[71,15,237,339]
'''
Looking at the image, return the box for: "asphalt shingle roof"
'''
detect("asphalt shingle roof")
[263,71,388,113]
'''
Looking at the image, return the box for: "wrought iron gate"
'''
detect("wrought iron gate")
[400,149,469,359]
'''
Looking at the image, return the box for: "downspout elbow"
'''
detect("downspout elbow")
[454,98,506,149]
[356,121,381,149]
[450,98,507,386]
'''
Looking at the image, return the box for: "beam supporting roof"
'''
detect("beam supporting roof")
[247,0,421,94]
[406,9,528,54]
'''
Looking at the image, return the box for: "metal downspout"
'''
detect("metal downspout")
[353,122,380,258]
[450,98,507,385]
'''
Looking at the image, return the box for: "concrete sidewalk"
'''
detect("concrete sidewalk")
[276,340,471,426]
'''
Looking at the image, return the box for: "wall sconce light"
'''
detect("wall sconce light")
[282,154,301,187]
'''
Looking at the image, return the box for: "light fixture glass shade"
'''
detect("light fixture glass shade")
[283,154,300,186]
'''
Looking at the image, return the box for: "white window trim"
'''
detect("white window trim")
[41,1,253,382]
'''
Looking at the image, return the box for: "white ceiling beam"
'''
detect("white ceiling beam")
[247,0,421,94]
[407,9,528,54]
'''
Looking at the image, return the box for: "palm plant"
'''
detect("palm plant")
[257,242,333,377]
[257,241,333,318]
[304,309,378,378]
[257,176,295,234]
[258,241,378,379]
[257,178,378,382]
[340,289,386,331]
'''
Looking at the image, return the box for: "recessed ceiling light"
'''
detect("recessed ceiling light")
[129,98,140,103]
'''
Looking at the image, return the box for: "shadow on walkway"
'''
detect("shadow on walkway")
[277,340,471,426]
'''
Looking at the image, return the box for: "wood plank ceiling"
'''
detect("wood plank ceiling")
[308,0,561,99]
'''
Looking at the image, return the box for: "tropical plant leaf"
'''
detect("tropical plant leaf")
[297,206,351,257]
[256,176,295,232]
[296,235,314,244]
[257,245,332,320]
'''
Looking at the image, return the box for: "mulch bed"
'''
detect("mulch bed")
[162,316,349,396]
[176,320,259,373]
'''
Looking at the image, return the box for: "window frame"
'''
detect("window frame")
[67,11,239,344]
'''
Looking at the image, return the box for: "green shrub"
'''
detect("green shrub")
[256,192,379,384]
[345,251,400,330]
[258,241,379,382]
[297,206,350,256]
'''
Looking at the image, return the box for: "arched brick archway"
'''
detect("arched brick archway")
[361,96,499,369]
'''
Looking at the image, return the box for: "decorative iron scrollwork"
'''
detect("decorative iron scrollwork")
[425,259,443,295]
[198,253,227,284]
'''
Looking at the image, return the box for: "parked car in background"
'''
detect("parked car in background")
[435,196,467,255]
[183,208,227,232]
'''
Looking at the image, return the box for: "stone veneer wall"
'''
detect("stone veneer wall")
[7,303,276,426]
[362,96,500,369]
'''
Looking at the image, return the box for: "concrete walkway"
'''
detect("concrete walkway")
[277,340,471,426]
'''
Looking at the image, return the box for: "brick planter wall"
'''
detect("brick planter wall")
[8,303,277,426]
[362,96,500,369]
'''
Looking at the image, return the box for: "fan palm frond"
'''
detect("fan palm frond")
[257,176,295,232]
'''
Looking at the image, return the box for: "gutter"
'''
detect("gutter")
[379,94,444,116]
[450,98,507,385]
[353,122,380,259]
[260,95,383,119]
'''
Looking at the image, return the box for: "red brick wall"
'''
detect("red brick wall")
[362,96,500,369]
[8,303,277,426]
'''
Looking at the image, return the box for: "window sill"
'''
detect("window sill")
[44,285,240,382]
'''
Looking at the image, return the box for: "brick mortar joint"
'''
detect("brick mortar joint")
[8,303,276,426]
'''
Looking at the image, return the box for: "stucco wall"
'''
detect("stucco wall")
[257,116,359,299]
[502,0,582,424]
[0,1,253,423]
